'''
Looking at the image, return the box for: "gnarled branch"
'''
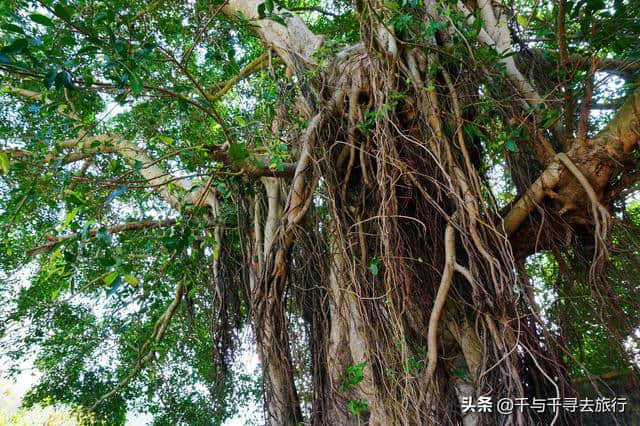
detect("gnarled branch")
[28,219,177,256]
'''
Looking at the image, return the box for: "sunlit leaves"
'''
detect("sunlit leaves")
[62,207,78,228]
[103,270,118,285]
[0,151,9,175]
[123,273,139,287]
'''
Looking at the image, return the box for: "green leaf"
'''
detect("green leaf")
[257,2,266,18]
[348,399,368,416]
[103,271,119,285]
[58,34,76,48]
[269,14,287,26]
[384,1,399,11]
[1,23,25,34]
[505,139,517,152]
[106,276,122,296]
[129,72,142,95]
[63,207,78,228]
[108,159,118,173]
[516,15,528,28]
[228,142,249,163]
[369,262,378,276]
[454,368,468,380]
[541,108,561,129]
[1,38,28,54]
[368,258,380,276]
[123,274,139,287]
[464,123,486,142]
[265,0,274,13]
[157,135,173,145]
[29,13,55,26]
[0,151,9,175]
[64,189,85,205]
[53,4,74,21]
[343,361,366,391]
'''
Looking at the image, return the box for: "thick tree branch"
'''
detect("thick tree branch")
[209,52,281,101]
[58,135,190,210]
[599,86,640,149]
[503,88,640,237]
[4,85,81,120]
[28,219,177,256]
[207,144,296,178]
[222,0,323,70]
[10,84,296,177]
[556,152,609,279]
[570,55,640,79]
[503,158,564,236]
[458,1,544,107]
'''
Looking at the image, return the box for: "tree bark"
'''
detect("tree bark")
[217,2,640,424]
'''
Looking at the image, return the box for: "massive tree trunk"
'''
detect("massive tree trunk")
[219,0,640,424]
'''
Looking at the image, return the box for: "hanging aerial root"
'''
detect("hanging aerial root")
[425,221,456,385]
[556,153,610,280]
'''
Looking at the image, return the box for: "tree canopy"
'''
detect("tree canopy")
[0,0,639,424]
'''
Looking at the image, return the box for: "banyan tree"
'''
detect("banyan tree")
[0,0,639,424]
